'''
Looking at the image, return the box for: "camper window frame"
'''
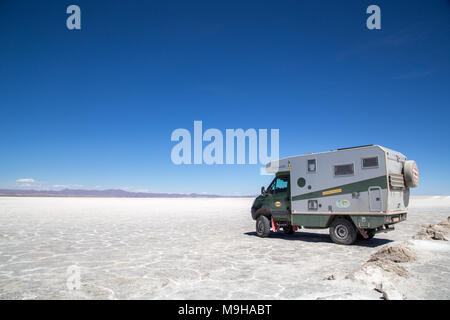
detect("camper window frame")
[361,156,379,169]
[307,158,317,174]
[333,163,355,177]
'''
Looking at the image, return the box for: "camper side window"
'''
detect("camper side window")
[334,164,354,176]
[307,159,316,173]
[362,156,379,168]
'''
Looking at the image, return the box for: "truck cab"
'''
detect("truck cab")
[252,174,291,226]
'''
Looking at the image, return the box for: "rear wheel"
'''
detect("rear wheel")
[329,218,357,245]
[256,215,270,237]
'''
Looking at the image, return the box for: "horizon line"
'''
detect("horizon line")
[0,188,256,198]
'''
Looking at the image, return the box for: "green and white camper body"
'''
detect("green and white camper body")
[251,145,419,244]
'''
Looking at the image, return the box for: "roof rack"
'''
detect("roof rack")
[336,144,374,151]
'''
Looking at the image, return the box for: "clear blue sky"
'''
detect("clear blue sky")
[1,0,449,195]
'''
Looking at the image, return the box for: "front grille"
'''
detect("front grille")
[389,173,405,189]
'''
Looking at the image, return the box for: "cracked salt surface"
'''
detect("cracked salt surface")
[0,196,449,300]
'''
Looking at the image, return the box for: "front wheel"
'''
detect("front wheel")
[329,218,357,245]
[256,215,270,237]
[283,225,295,235]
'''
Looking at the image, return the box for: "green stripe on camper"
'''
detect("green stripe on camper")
[292,175,388,201]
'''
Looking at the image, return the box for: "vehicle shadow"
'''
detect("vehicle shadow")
[244,231,393,248]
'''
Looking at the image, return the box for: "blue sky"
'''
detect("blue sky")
[0,0,449,195]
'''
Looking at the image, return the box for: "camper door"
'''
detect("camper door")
[368,186,382,211]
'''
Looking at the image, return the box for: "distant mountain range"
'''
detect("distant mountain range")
[0,188,253,198]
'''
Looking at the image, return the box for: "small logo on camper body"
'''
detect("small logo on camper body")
[336,199,351,208]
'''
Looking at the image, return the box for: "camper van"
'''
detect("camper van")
[251,145,419,245]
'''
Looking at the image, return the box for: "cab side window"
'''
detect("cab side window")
[273,177,288,193]
[268,177,289,194]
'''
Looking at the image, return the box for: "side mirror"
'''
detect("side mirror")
[261,186,265,195]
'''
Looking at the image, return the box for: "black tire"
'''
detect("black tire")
[256,215,270,237]
[283,225,295,235]
[329,218,357,245]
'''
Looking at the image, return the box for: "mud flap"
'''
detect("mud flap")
[358,227,369,239]
[271,218,280,232]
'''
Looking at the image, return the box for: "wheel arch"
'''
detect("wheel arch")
[252,207,272,221]
[326,215,356,228]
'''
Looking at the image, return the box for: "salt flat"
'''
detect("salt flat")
[0,196,449,300]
